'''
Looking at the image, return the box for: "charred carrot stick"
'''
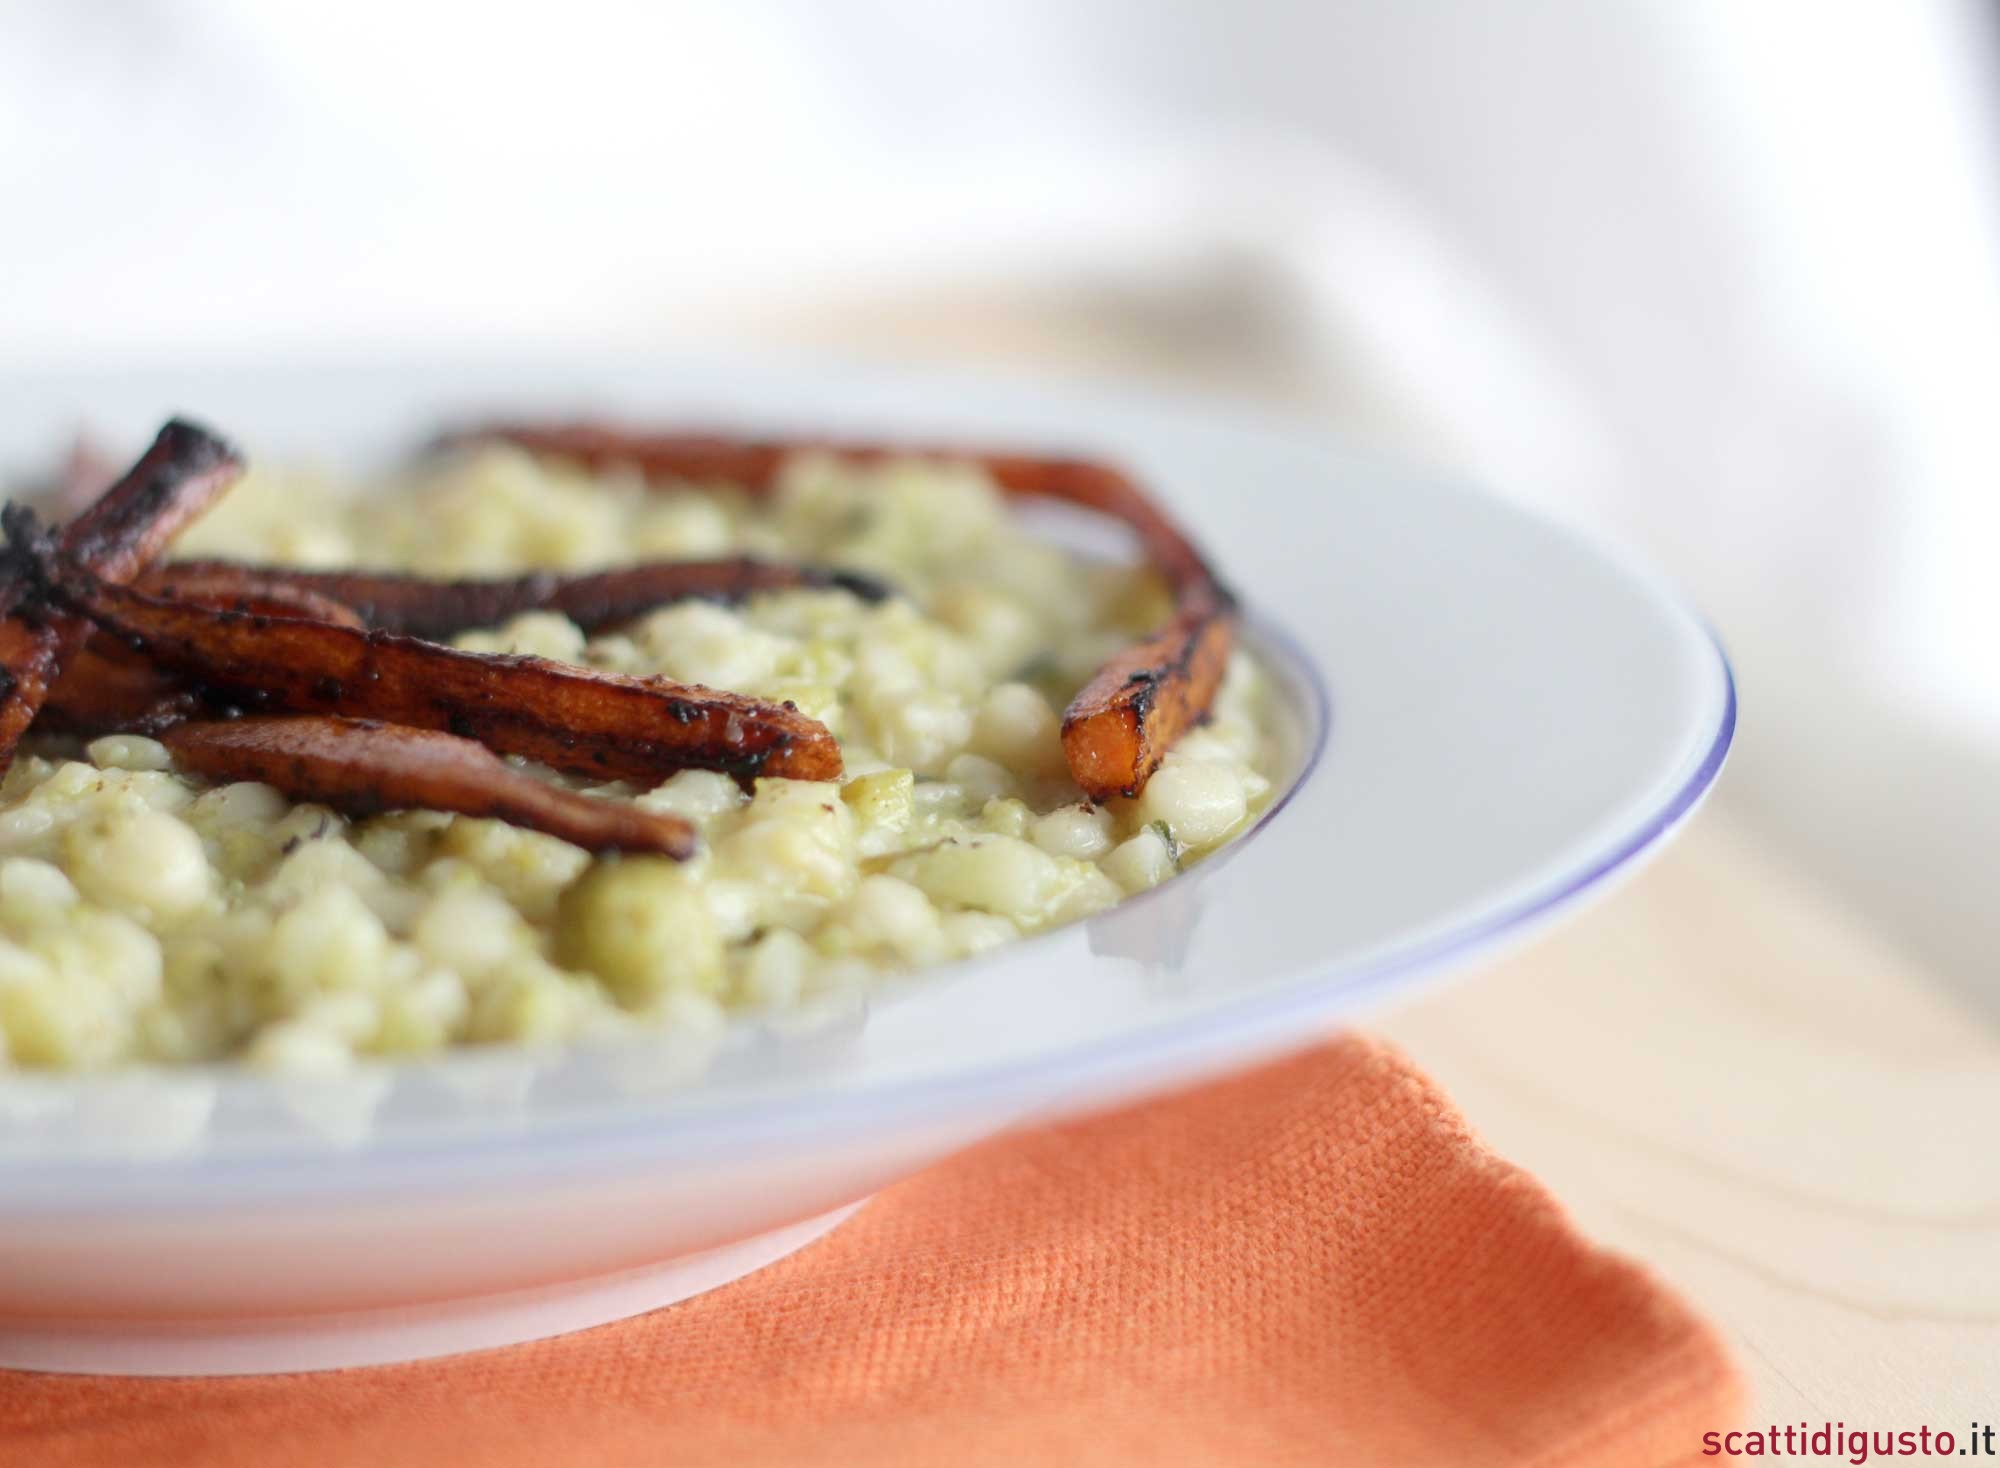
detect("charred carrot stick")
[162,716,698,857]
[138,565,367,629]
[43,571,365,737]
[0,618,66,763]
[35,421,243,585]
[0,421,243,767]
[463,424,1236,800]
[147,556,887,639]
[40,641,202,737]
[30,564,842,786]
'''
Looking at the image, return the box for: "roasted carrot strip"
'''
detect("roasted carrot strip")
[40,641,201,737]
[43,567,365,738]
[0,421,242,767]
[0,615,65,762]
[464,424,1236,799]
[1058,604,1236,801]
[149,556,886,639]
[33,567,841,786]
[50,422,243,584]
[162,716,697,857]
[138,565,367,629]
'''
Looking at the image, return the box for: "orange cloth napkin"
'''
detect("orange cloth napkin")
[1,1036,1741,1467]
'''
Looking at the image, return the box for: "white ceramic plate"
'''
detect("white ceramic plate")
[0,358,1732,1374]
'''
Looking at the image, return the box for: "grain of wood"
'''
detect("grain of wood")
[1380,815,2000,1421]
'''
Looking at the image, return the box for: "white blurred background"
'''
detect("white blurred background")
[4,0,1997,998]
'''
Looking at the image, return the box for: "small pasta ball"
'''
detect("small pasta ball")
[633,493,733,557]
[1031,803,1114,861]
[932,585,1040,671]
[185,781,290,837]
[841,768,915,834]
[556,858,725,1005]
[970,683,1066,778]
[466,958,591,1045]
[85,734,174,773]
[639,769,746,826]
[718,779,856,901]
[872,690,973,776]
[63,809,213,920]
[437,817,590,922]
[245,1021,355,1075]
[634,602,788,690]
[892,835,1068,921]
[980,797,1033,840]
[1134,762,1249,850]
[57,908,166,1006]
[0,856,79,927]
[844,875,944,964]
[1051,868,1123,923]
[264,887,391,998]
[941,910,1019,958]
[509,611,589,663]
[1103,827,1178,894]
[739,929,814,1008]
[411,886,530,980]
[371,970,471,1054]
[945,753,1014,806]
[0,923,153,1067]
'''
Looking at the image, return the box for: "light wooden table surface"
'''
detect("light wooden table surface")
[1380,814,2000,1425]
[736,295,1996,1423]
